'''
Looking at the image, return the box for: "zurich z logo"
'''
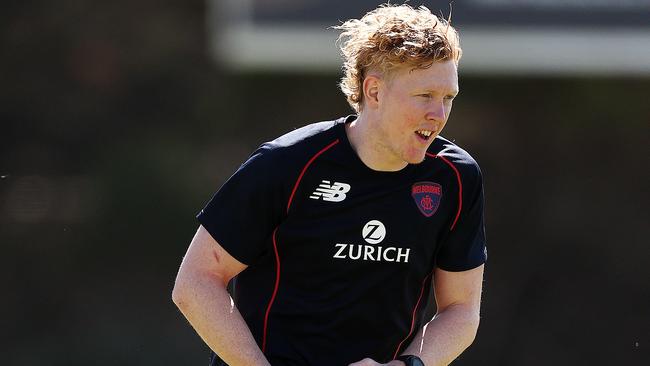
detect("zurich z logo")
[362,220,386,244]
[309,180,351,202]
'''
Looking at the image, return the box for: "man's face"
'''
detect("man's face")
[372,60,459,168]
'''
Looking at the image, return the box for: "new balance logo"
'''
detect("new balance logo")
[309,180,351,202]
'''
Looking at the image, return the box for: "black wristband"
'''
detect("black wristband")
[396,354,425,366]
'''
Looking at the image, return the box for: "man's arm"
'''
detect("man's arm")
[172,225,271,366]
[400,264,484,365]
[348,265,484,366]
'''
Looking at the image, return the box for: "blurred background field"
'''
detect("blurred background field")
[1,1,648,365]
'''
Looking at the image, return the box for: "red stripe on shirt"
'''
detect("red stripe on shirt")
[286,139,340,213]
[261,227,280,353]
[264,139,339,353]
[392,272,433,359]
[426,153,463,231]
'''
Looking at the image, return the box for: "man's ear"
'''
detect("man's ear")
[362,74,381,109]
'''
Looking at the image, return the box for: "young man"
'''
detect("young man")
[173,4,487,366]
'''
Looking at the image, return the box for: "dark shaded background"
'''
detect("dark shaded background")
[1,1,648,365]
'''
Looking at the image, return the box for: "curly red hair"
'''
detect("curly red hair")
[334,4,462,112]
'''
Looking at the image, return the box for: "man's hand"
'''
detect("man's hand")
[348,358,405,366]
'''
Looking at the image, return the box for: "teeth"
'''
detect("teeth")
[417,130,432,137]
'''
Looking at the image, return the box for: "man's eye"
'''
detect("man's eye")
[418,94,432,98]
[444,95,456,101]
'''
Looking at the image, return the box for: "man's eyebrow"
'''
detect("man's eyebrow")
[423,89,460,96]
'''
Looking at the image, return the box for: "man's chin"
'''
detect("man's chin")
[406,154,427,165]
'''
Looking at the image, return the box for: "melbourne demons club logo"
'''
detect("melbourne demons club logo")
[411,182,442,217]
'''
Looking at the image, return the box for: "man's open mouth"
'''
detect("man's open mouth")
[415,130,433,141]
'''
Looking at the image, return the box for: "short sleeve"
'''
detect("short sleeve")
[197,145,286,265]
[436,164,487,272]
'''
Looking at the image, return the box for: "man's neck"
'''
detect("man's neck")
[345,112,407,172]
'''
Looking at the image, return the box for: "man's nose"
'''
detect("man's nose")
[425,99,445,122]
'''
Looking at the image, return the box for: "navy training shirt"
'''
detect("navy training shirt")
[198,115,487,365]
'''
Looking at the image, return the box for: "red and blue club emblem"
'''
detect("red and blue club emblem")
[411,182,442,217]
